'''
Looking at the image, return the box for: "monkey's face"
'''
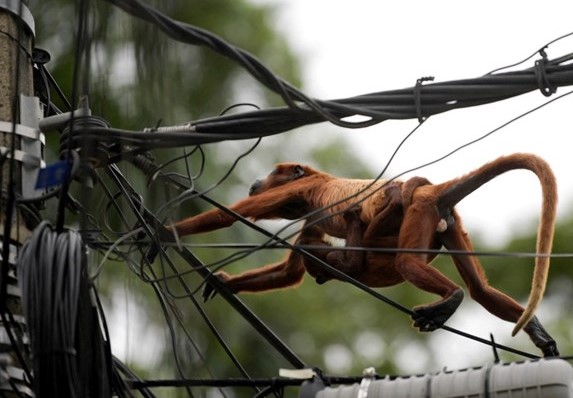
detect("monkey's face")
[249,163,307,196]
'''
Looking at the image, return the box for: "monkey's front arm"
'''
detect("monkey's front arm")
[171,189,301,236]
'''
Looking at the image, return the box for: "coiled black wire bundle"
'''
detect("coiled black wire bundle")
[17,221,115,397]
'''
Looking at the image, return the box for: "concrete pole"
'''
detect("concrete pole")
[0,0,34,228]
[0,1,34,396]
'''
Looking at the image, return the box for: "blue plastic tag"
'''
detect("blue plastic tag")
[35,160,72,189]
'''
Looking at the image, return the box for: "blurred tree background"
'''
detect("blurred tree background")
[28,0,573,397]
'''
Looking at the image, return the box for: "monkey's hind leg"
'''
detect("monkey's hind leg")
[396,201,465,332]
[440,213,559,357]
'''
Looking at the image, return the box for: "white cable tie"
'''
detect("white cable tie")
[143,123,195,134]
[278,368,316,380]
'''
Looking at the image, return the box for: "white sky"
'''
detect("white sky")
[249,0,573,247]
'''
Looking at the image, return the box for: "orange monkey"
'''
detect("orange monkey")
[170,153,558,356]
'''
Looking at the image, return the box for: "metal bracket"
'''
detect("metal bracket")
[0,0,35,37]
[38,95,92,132]
[0,122,44,144]
[18,95,45,199]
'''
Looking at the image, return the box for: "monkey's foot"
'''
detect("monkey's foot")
[412,289,464,332]
[539,340,560,357]
[524,316,560,357]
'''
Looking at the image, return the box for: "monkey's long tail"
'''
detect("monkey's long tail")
[436,153,558,336]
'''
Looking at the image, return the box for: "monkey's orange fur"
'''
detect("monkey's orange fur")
[170,153,558,357]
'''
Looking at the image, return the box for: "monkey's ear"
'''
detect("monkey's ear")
[293,165,305,179]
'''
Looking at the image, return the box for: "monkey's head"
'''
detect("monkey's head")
[249,163,318,196]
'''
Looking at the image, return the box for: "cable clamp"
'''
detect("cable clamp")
[534,48,556,97]
[414,76,434,122]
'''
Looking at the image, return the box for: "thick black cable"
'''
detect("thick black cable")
[187,67,573,137]
[63,70,573,151]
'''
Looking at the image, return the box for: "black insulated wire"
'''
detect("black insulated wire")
[17,221,115,397]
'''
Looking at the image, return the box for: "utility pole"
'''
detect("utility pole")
[0,0,36,396]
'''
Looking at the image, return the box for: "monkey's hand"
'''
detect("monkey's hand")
[145,241,160,263]
[202,271,231,302]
